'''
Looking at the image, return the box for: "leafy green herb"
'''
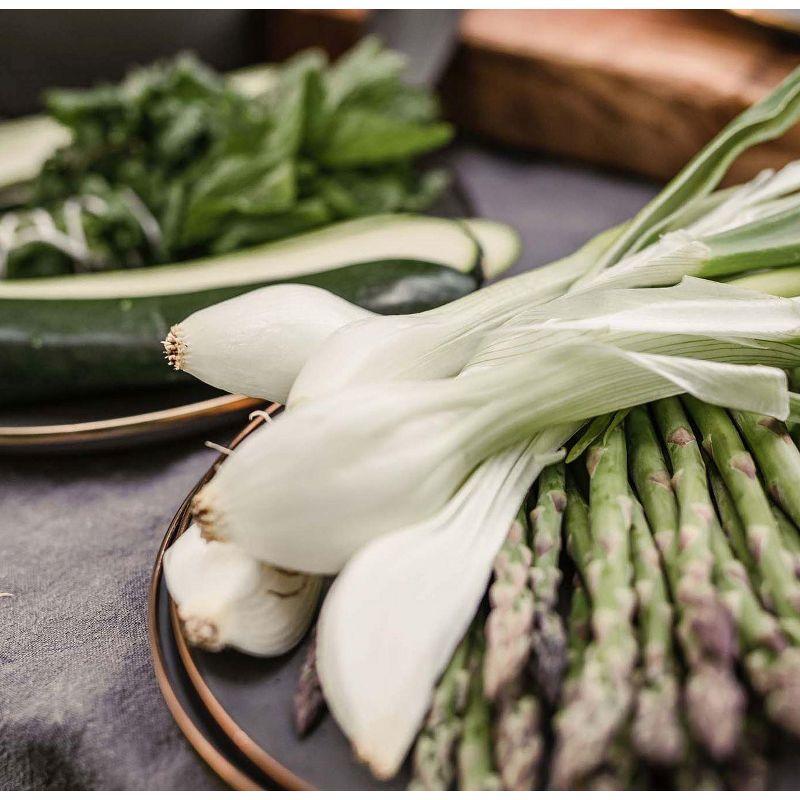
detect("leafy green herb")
[1,39,452,279]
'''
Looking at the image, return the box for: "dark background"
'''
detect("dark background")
[0,10,265,117]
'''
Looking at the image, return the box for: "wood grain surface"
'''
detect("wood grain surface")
[266,9,800,182]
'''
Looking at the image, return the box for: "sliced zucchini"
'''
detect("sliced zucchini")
[461,218,522,280]
[0,215,479,300]
[0,115,70,194]
[0,215,480,405]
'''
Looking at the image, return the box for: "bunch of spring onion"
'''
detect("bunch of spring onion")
[162,65,800,785]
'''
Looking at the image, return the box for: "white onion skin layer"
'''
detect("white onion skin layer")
[166,284,372,403]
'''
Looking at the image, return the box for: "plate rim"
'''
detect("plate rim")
[147,484,264,791]
[148,402,316,791]
[0,393,262,453]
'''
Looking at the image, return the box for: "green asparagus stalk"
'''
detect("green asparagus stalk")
[562,578,591,705]
[492,694,543,791]
[564,474,592,588]
[528,462,568,703]
[550,428,638,788]
[772,502,800,576]
[409,632,471,790]
[731,409,800,530]
[708,514,800,737]
[708,515,785,656]
[629,494,685,767]
[709,464,762,589]
[481,511,544,790]
[483,511,535,701]
[560,580,644,790]
[649,397,746,760]
[458,628,501,791]
[683,397,800,642]
[626,406,679,565]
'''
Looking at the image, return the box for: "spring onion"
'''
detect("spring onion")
[195,292,792,574]
[316,430,569,778]
[164,283,372,403]
[163,523,321,656]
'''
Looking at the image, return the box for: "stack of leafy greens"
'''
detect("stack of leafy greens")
[0,38,452,279]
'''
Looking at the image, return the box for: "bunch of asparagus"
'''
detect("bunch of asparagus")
[399,398,800,790]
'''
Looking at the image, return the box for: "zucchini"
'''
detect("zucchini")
[461,218,522,280]
[0,215,481,405]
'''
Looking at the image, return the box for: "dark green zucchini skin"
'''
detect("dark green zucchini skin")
[0,259,478,406]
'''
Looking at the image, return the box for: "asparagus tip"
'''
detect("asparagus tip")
[293,630,326,737]
[531,612,567,705]
[631,679,685,767]
[494,694,542,790]
[685,663,746,761]
[685,596,739,664]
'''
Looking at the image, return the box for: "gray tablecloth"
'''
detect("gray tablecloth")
[0,143,655,789]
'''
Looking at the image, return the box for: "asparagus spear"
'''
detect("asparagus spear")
[564,474,592,588]
[483,511,534,700]
[708,514,800,737]
[408,632,471,790]
[732,409,800,530]
[648,398,746,760]
[625,406,679,564]
[628,494,685,767]
[709,464,762,589]
[458,628,501,791]
[562,578,591,705]
[293,627,326,737]
[528,462,568,704]
[482,511,543,790]
[493,693,542,791]
[560,541,644,790]
[550,429,638,788]
[772,502,800,577]
[683,397,800,642]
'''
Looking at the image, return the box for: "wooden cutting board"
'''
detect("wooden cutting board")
[266,9,800,183]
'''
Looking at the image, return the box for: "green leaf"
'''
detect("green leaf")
[580,65,800,281]
[208,197,332,254]
[565,414,613,463]
[314,110,453,167]
[181,158,296,247]
[323,36,406,111]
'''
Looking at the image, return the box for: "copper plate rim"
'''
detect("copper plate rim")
[170,603,314,791]
[0,393,263,451]
[149,403,315,791]
[147,486,263,791]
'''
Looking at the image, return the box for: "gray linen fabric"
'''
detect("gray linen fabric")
[0,144,655,789]
[0,440,229,789]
